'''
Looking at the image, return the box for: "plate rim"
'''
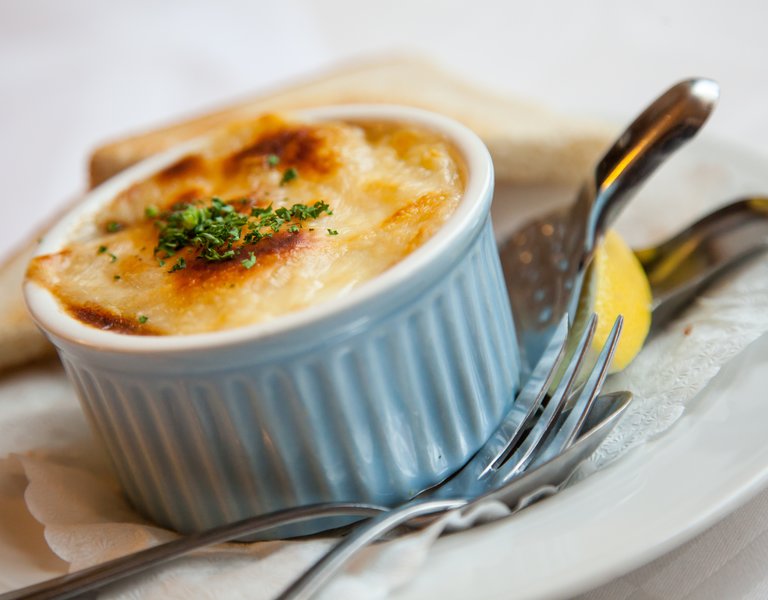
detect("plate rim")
[394,331,768,599]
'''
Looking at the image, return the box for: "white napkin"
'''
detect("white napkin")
[13,140,768,598]
[16,445,507,599]
[583,254,768,475]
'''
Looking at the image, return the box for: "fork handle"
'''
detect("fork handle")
[277,499,468,600]
[0,503,386,600]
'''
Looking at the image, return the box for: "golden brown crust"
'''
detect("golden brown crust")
[67,304,160,335]
[29,115,464,335]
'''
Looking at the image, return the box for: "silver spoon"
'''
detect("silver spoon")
[500,196,768,335]
[635,196,768,330]
[502,78,719,369]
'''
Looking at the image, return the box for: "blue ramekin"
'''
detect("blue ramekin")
[24,105,520,538]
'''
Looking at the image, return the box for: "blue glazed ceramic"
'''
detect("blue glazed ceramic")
[25,105,520,538]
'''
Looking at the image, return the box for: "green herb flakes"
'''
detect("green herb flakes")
[241,252,257,269]
[169,257,187,273]
[154,198,332,270]
[138,315,149,324]
[280,167,298,185]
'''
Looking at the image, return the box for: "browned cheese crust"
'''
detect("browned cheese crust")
[27,115,464,335]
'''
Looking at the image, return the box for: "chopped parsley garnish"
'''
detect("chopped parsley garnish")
[145,205,159,218]
[98,245,116,263]
[267,154,280,166]
[169,257,186,273]
[241,252,257,269]
[327,229,338,236]
[155,198,247,263]
[106,221,122,233]
[280,167,298,185]
[138,315,149,324]
[153,197,332,271]
[241,201,331,244]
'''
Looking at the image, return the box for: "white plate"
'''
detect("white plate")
[1,136,767,598]
[395,331,768,599]
[393,136,768,599]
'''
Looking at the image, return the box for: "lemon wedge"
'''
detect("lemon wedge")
[572,229,652,373]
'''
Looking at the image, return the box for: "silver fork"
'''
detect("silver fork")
[0,314,622,600]
[277,313,624,600]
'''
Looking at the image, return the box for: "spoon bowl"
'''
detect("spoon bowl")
[502,78,719,368]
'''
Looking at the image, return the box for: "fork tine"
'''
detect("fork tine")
[490,313,600,485]
[439,315,569,494]
[530,314,623,468]
[275,314,624,600]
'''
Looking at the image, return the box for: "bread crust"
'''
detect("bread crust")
[89,57,614,187]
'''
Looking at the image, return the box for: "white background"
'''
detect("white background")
[2,0,767,259]
[2,1,768,598]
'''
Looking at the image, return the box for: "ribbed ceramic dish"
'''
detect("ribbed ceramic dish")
[24,105,520,538]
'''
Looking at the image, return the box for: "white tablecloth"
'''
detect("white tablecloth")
[2,1,767,598]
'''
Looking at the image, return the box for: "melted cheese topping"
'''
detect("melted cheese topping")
[28,115,464,335]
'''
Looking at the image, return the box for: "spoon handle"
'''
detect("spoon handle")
[636,197,768,328]
[576,78,720,256]
[278,499,468,600]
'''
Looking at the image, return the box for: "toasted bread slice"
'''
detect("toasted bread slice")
[90,57,614,187]
[0,240,55,371]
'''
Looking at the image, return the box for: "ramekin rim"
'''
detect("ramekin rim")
[24,104,494,353]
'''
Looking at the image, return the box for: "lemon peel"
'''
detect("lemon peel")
[572,229,652,374]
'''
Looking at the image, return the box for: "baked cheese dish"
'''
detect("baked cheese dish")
[27,115,464,335]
